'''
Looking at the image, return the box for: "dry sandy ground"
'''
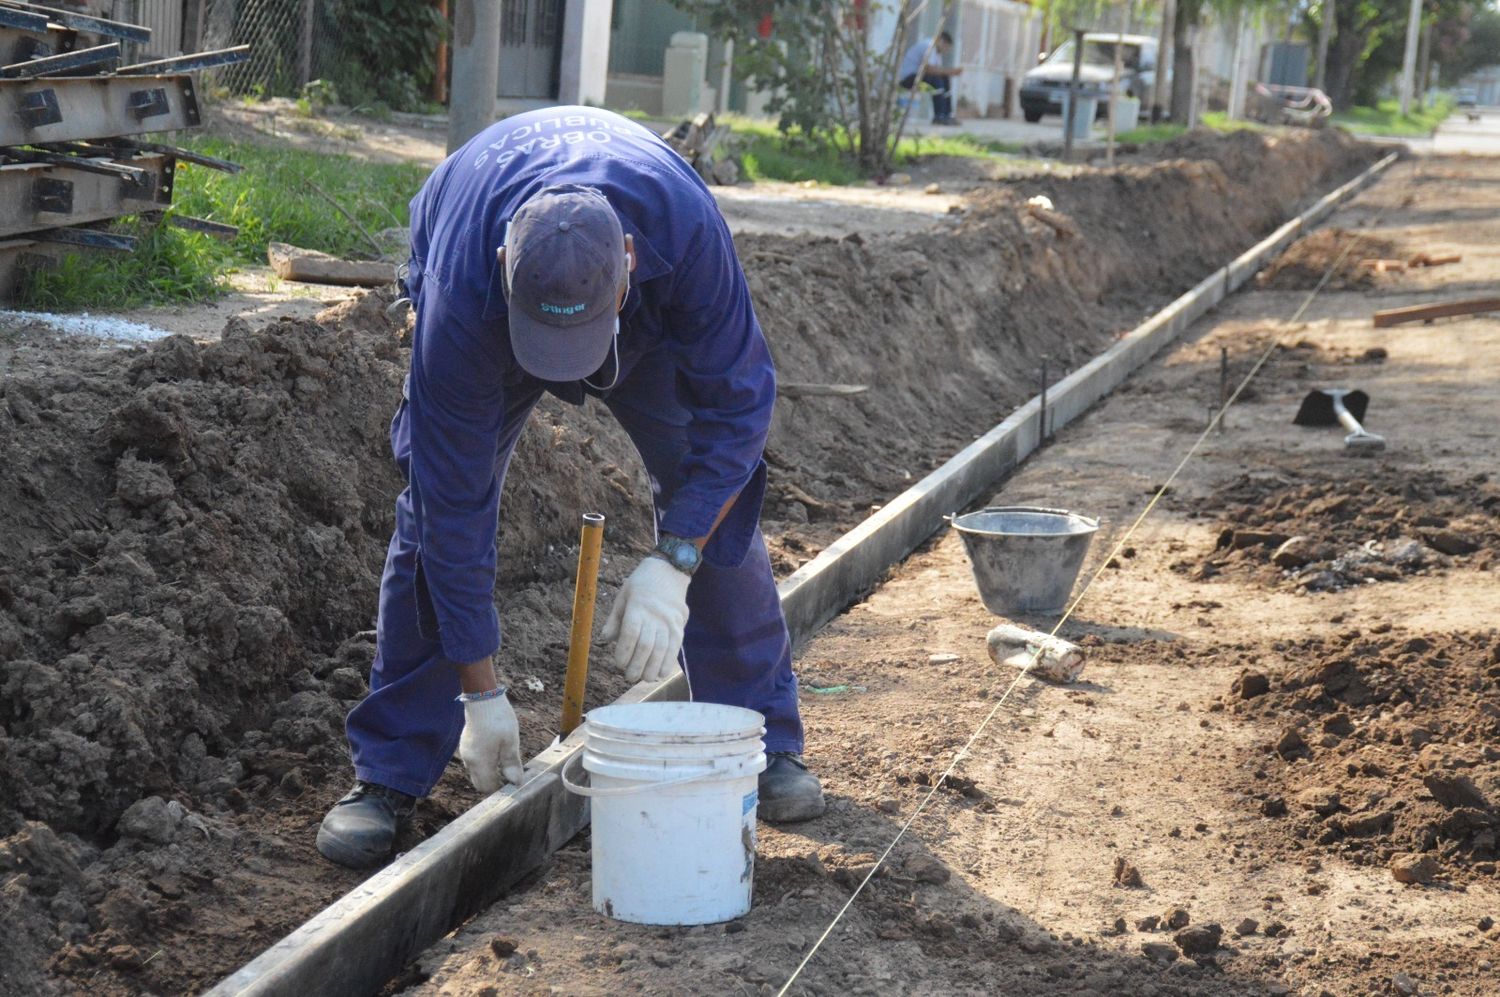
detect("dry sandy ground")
[394,156,1500,995]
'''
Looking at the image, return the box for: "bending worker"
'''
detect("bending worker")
[316,106,825,869]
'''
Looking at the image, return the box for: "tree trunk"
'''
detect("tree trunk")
[1416,16,1432,108]
[1323,16,1369,109]
[1170,9,1196,124]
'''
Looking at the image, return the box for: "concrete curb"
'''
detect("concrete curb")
[210,151,1397,997]
[781,151,1396,642]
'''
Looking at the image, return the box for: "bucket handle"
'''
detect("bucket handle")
[560,750,725,798]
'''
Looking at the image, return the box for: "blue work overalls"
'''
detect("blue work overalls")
[344,107,803,798]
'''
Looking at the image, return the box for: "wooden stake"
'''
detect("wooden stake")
[560,513,605,736]
[1372,297,1500,328]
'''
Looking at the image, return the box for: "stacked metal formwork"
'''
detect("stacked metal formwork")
[0,1,248,299]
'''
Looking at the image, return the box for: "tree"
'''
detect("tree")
[672,0,943,176]
[1436,3,1500,84]
[1322,0,1486,109]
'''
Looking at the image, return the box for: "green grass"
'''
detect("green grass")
[1115,111,1263,146]
[1332,96,1456,137]
[15,136,433,310]
[724,114,1020,185]
[172,137,431,264]
[13,217,233,311]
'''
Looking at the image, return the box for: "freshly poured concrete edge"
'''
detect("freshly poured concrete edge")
[207,673,690,997]
[782,151,1395,643]
[210,151,1397,997]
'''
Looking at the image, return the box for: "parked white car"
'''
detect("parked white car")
[1019,34,1160,122]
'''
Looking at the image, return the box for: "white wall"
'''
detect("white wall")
[560,0,613,105]
[869,0,1041,117]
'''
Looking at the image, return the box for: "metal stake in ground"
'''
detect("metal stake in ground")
[1219,346,1228,433]
[561,513,606,736]
[1063,28,1085,161]
[1039,358,1050,443]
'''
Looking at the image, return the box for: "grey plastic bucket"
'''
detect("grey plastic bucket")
[950,506,1100,615]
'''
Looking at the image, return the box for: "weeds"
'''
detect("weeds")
[1332,96,1456,136]
[1115,111,1263,146]
[13,217,231,311]
[172,137,429,264]
[14,135,430,311]
[725,114,1021,185]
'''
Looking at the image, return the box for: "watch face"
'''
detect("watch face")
[661,537,700,572]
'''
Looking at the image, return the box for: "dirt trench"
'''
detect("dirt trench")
[0,128,1379,996]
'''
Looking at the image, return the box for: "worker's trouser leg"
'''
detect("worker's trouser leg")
[603,356,805,755]
[898,71,953,121]
[345,386,541,799]
[922,72,953,120]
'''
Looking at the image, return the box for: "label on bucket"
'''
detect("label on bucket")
[742,789,758,816]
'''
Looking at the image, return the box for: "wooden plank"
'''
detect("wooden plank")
[268,243,393,288]
[1372,297,1500,328]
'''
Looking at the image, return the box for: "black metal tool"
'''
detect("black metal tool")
[1293,388,1385,452]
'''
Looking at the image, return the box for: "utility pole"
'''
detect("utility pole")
[1227,6,1247,120]
[1315,0,1333,94]
[1153,0,1176,121]
[1107,0,1134,165]
[1416,16,1432,110]
[1063,27,1085,161]
[448,0,501,153]
[1398,0,1421,117]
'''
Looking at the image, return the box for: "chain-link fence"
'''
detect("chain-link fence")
[193,0,443,109]
[198,0,346,99]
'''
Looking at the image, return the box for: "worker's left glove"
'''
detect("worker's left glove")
[457,691,525,794]
[599,555,691,684]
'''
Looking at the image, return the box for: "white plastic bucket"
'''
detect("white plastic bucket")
[562,701,767,925]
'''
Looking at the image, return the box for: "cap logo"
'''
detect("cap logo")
[540,302,588,315]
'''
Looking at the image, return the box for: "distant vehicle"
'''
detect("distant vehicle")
[1457,88,1478,107]
[1019,34,1160,123]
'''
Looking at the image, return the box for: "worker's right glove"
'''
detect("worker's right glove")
[457,690,525,794]
[599,555,691,684]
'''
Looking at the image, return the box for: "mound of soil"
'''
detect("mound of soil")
[1254,227,1401,291]
[1221,629,1500,884]
[1174,467,1500,591]
[0,127,1381,994]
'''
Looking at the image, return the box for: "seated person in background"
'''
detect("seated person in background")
[899,31,964,126]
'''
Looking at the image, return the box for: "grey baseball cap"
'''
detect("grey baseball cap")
[504,185,626,382]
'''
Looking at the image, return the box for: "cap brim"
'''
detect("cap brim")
[509,310,616,383]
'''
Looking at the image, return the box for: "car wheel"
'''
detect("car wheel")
[1024,109,1043,123]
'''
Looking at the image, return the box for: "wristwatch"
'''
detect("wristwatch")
[650,534,702,577]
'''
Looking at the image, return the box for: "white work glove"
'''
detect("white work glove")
[599,555,691,683]
[457,692,525,794]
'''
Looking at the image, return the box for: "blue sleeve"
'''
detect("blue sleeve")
[659,212,775,561]
[405,291,507,664]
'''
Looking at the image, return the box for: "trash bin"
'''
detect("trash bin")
[1059,90,1099,142]
[1112,94,1141,133]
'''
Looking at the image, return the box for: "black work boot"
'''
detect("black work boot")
[758,752,826,823]
[315,781,417,869]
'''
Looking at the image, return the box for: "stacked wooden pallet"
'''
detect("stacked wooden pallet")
[0,0,248,299]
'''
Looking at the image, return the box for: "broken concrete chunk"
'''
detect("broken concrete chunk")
[986,624,1085,684]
